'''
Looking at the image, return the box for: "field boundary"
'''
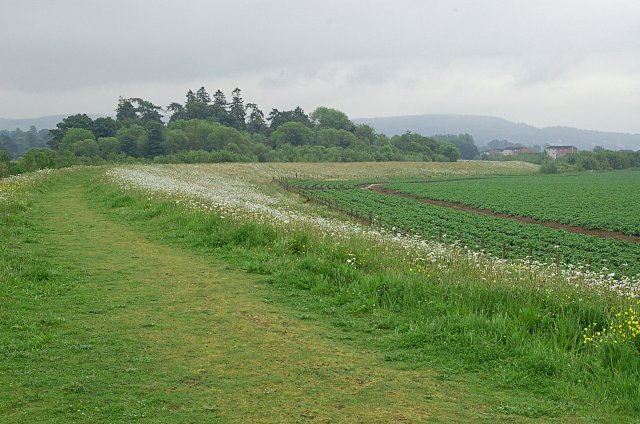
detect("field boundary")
[363,184,640,244]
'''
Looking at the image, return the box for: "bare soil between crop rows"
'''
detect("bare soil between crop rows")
[359,184,640,244]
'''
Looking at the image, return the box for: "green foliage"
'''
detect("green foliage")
[96,137,121,159]
[270,122,316,147]
[439,143,460,162]
[71,139,99,157]
[92,117,119,138]
[540,159,558,174]
[60,128,95,152]
[432,134,479,160]
[115,124,147,157]
[12,148,57,173]
[390,132,439,160]
[0,148,10,176]
[268,107,311,131]
[48,114,94,149]
[143,121,164,159]
[1,126,50,159]
[152,149,251,164]
[316,128,357,148]
[116,97,163,126]
[228,88,246,131]
[562,149,640,171]
[206,126,245,151]
[310,107,355,131]
[245,102,267,134]
[15,87,539,173]
[1,147,12,164]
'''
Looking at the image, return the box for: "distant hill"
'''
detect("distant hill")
[0,114,108,131]
[354,114,640,151]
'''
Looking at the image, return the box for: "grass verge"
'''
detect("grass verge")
[88,169,640,420]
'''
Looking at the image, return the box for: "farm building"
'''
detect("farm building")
[488,147,530,156]
[545,145,577,159]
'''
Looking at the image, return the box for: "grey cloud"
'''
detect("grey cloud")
[0,0,639,132]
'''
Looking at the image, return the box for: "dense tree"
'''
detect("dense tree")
[116,97,163,126]
[93,117,119,139]
[439,143,461,162]
[96,137,121,159]
[316,128,357,148]
[49,114,94,149]
[310,107,355,131]
[0,148,10,164]
[391,132,439,160]
[186,89,197,104]
[132,98,163,124]
[353,124,377,144]
[206,126,246,151]
[246,103,267,134]
[184,87,211,121]
[116,124,147,157]
[229,88,246,131]
[167,119,219,150]
[270,122,315,147]
[144,121,165,158]
[268,107,311,131]
[116,97,138,123]
[162,128,190,154]
[486,139,523,150]
[211,90,231,125]
[213,90,228,110]
[0,148,10,177]
[5,88,499,177]
[432,134,478,160]
[166,102,188,122]
[1,127,49,158]
[71,139,99,157]
[196,87,211,104]
[59,128,95,151]
[13,148,56,173]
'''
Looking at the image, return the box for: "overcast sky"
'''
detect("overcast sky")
[1,0,639,133]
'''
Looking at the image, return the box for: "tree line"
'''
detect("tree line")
[0,87,464,177]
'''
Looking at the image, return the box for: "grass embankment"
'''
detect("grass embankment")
[2,168,639,422]
[1,170,504,422]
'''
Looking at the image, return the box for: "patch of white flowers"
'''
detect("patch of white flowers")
[105,164,639,297]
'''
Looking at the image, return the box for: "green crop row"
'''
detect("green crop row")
[385,171,640,236]
[301,187,640,277]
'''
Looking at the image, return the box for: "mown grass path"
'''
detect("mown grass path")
[1,173,528,423]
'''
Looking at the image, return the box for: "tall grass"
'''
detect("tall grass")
[91,176,640,417]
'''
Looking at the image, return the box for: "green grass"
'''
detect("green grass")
[2,168,640,422]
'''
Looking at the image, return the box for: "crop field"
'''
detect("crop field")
[386,171,640,236]
[289,171,640,279]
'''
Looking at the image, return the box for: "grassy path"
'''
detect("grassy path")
[1,173,522,422]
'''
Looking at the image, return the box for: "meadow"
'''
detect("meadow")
[2,162,640,422]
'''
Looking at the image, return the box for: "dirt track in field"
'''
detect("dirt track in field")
[359,184,640,244]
